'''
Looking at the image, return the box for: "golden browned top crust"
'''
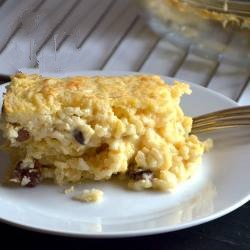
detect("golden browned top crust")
[3,73,190,121]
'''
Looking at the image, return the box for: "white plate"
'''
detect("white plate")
[0,70,249,238]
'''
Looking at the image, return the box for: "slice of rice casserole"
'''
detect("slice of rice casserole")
[0,73,209,190]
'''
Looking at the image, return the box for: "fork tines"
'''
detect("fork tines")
[192,105,250,133]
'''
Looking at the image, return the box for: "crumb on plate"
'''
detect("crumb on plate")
[73,188,103,203]
[64,186,75,194]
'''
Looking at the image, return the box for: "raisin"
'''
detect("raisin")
[16,128,30,142]
[73,129,85,145]
[34,160,42,169]
[13,160,42,187]
[96,143,109,154]
[1,104,4,114]
[127,166,153,181]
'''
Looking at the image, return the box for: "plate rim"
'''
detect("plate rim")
[0,194,249,238]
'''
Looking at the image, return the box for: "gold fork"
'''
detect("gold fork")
[192,105,250,133]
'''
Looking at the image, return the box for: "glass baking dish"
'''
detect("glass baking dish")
[136,0,250,68]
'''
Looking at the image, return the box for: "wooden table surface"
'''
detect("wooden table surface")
[0,0,249,248]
